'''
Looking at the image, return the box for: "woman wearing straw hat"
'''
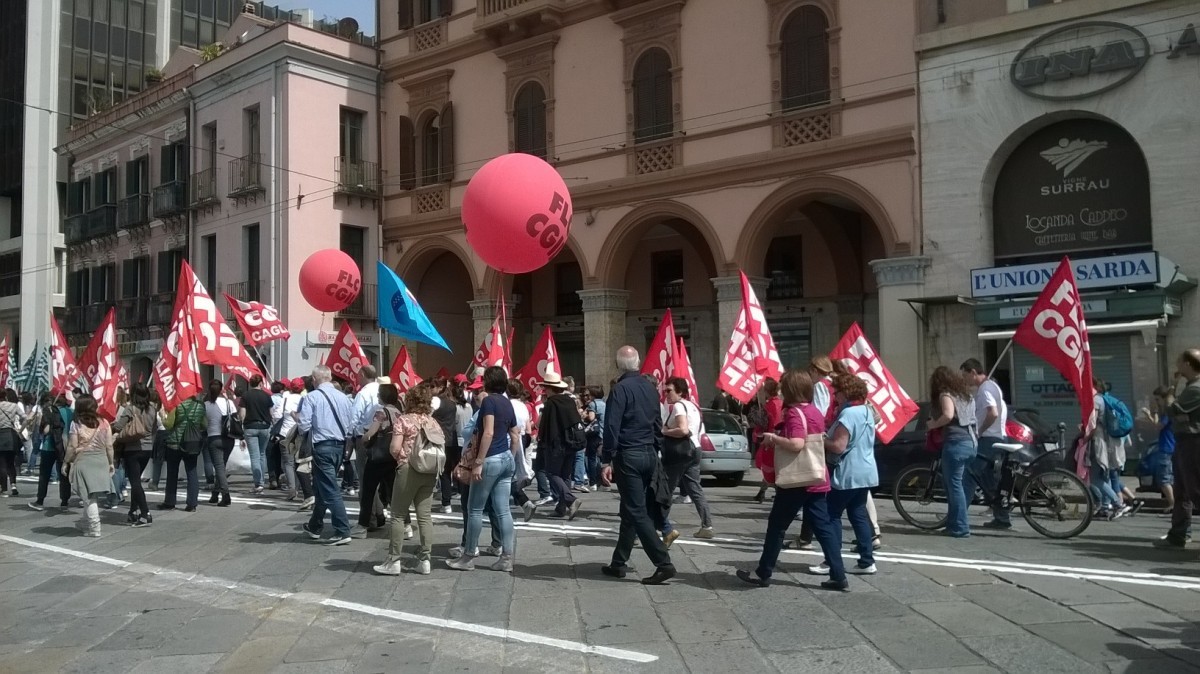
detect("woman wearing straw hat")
[537,373,585,520]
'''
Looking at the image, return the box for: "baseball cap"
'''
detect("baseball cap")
[453,373,469,384]
[466,377,484,391]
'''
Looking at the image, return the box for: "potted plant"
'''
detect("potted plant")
[199,42,226,63]
[145,68,163,84]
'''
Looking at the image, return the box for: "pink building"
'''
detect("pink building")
[57,9,380,381]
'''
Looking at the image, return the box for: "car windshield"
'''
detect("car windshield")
[901,402,931,433]
[702,410,741,435]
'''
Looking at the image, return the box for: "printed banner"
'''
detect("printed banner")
[324,321,369,384]
[514,325,561,402]
[389,345,423,393]
[224,294,290,346]
[829,323,920,445]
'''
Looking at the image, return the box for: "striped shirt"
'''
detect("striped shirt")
[298,383,354,444]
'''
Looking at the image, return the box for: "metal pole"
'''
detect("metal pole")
[986,339,1014,381]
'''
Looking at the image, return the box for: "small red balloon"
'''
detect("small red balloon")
[299,249,361,312]
[462,153,573,275]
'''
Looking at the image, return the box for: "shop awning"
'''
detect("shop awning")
[977,317,1166,341]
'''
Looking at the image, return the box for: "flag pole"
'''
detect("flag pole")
[249,344,273,382]
[986,339,1015,381]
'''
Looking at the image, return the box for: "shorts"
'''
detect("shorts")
[1155,451,1174,487]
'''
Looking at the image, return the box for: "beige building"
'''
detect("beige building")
[379,0,924,398]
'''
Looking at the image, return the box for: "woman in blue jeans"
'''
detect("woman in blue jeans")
[448,366,521,573]
[927,366,979,538]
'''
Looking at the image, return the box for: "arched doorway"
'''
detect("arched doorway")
[396,245,476,377]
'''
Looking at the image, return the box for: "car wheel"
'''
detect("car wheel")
[711,472,744,487]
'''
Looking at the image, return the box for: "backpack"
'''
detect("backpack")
[409,422,446,474]
[116,405,151,444]
[1101,392,1134,438]
[178,404,206,454]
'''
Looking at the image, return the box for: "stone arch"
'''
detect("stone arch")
[394,235,480,291]
[737,174,901,274]
[481,235,591,299]
[595,201,727,289]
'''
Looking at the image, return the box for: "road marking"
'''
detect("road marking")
[0,533,657,663]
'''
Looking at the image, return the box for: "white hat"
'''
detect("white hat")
[538,372,570,389]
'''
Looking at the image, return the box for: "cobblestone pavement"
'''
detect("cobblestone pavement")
[2,470,1199,673]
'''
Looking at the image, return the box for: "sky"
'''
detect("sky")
[271,0,376,37]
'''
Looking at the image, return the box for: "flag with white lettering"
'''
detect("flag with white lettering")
[325,321,369,384]
[642,310,676,398]
[155,266,204,411]
[673,336,700,405]
[223,294,290,346]
[117,363,130,395]
[717,272,784,404]
[180,261,261,379]
[829,323,920,444]
[82,308,120,421]
[471,316,509,374]
[0,332,9,390]
[49,312,80,396]
[514,325,561,403]
[1013,256,1094,477]
[389,345,423,393]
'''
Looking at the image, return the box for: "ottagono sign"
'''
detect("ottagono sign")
[992,119,1151,260]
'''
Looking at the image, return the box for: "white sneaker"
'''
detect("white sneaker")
[848,563,877,575]
[490,555,514,573]
[533,496,554,507]
[806,562,831,575]
[404,524,414,540]
[522,501,536,522]
[590,485,598,492]
[694,527,714,539]
[449,546,464,559]
[441,505,452,514]
[414,559,432,575]
[484,545,503,557]
[373,556,404,576]
[1114,504,1133,519]
[682,495,692,505]
[446,555,476,571]
[382,508,392,520]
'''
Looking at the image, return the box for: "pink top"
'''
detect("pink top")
[781,403,830,493]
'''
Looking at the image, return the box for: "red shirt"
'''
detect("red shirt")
[781,403,830,493]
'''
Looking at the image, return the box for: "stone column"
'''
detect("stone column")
[868,256,931,398]
[711,275,770,354]
[577,288,630,387]
[468,299,494,375]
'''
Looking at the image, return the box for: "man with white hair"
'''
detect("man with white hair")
[600,345,675,585]
[298,365,356,545]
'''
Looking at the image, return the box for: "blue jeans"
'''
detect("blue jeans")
[756,488,845,583]
[464,451,515,557]
[1091,463,1119,509]
[963,437,1011,525]
[308,440,351,538]
[941,435,976,536]
[1109,469,1125,498]
[826,487,875,567]
[573,450,587,486]
[535,469,551,499]
[243,427,270,487]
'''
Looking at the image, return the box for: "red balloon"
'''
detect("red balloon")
[462,153,573,274]
[299,249,361,312]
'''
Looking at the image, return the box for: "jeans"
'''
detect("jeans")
[663,457,713,529]
[389,464,436,561]
[827,487,875,567]
[164,448,199,509]
[243,427,270,487]
[962,437,1012,525]
[341,440,359,490]
[27,443,40,472]
[201,436,232,485]
[35,450,71,506]
[586,452,602,488]
[535,470,551,499]
[1169,436,1200,543]
[573,450,587,486]
[308,440,352,538]
[359,459,396,528]
[1090,462,1119,509]
[122,450,149,518]
[464,451,516,557]
[610,446,672,570]
[1109,469,1125,498]
[458,482,501,549]
[756,488,845,582]
[204,436,231,495]
[940,435,976,536]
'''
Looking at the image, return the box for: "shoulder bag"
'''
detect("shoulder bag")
[116,405,150,444]
[222,400,245,440]
[661,401,698,465]
[453,430,482,485]
[774,406,826,489]
[367,407,398,465]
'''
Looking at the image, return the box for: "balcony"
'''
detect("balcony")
[190,168,219,206]
[334,157,379,197]
[118,193,151,230]
[148,292,175,326]
[153,180,188,219]
[652,280,684,310]
[337,283,376,320]
[474,0,567,40]
[116,296,148,328]
[57,306,86,335]
[222,280,262,320]
[64,213,89,245]
[228,154,264,195]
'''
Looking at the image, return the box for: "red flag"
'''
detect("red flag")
[829,323,920,444]
[717,273,784,403]
[223,294,290,346]
[117,363,130,394]
[1012,256,1094,477]
[673,336,700,404]
[515,326,561,402]
[471,316,509,374]
[154,267,204,411]
[80,308,120,420]
[325,321,369,384]
[389,345,423,393]
[435,366,450,380]
[642,310,676,397]
[0,332,9,390]
[49,311,80,396]
[180,261,261,379]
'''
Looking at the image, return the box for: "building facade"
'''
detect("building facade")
[917,0,1200,429]
[379,0,924,398]
[56,9,381,381]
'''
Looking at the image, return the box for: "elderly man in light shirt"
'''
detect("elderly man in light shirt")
[299,365,357,545]
[348,365,381,497]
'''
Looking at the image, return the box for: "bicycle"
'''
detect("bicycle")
[892,443,1094,539]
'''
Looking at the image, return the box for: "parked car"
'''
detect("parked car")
[699,408,751,486]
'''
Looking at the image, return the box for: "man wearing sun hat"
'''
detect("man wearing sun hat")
[536,373,585,521]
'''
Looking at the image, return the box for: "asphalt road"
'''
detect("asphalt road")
[1,469,1199,673]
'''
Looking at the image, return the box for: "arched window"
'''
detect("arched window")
[780,6,830,110]
[513,82,547,159]
[633,48,673,142]
[420,114,440,185]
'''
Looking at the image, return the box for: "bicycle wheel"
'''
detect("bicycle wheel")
[892,464,949,530]
[1019,468,1094,539]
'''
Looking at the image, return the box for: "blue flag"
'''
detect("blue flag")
[377,261,451,351]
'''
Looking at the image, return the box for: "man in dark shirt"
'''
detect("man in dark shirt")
[601,345,675,584]
[240,375,275,494]
[1160,349,1200,548]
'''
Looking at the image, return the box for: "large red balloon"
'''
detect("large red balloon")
[463,153,573,274]
[299,249,361,312]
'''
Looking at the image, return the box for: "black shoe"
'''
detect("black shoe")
[219,493,231,507]
[821,578,850,592]
[736,569,769,588]
[209,491,219,504]
[183,505,197,512]
[641,565,677,586]
[127,512,139,524]
[157,504,176,511]
[753,487,766,504]
[600,564,628,579]
[981,520,1013,530]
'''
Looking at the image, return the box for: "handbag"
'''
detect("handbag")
[116,406,150,444]
[773,407,827,489]
[222,408,244,440]
[367,408,398,465]
[453,432,482,484]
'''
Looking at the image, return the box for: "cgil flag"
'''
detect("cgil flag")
[155,265,204,411]
[180,261,262,379]
[377,261,450,351]
[717,271,784,404]
[829,323,920,445]
[80,308,120,421]
[388,345,423,393]
[642,310,676,400]
[224,294,290,346]
[49,312,80,396]
[514,325,561,402]
[673,336,700,405]
[325,321,369,384]
[0,332,9,390]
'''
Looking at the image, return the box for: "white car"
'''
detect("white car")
[698,408,752,486]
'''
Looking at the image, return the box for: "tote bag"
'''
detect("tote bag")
[773,406,826,489]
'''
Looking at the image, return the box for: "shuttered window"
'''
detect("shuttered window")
[780,7,830,111]
[632,48,673,143]
[514,82,547,159]
[419,114,440,186]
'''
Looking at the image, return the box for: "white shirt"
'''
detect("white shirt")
[813,378,833,417]
[277,392,303,438]
[669,399,703,449]
[974,379,1008,439]
[510,398,530,435]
